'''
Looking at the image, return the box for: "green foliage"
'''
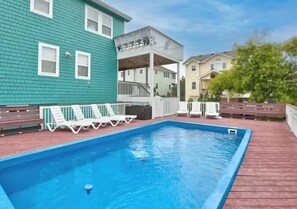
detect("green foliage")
[197,92,219,102]
[282,36,297,57]
[209,38,297,104]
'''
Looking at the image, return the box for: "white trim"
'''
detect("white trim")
[38,42,59,77]
[85,5,113,39]
[75,51,91,80]
[30,0,53,19]
[202,53,233,63]
[183,58,200,66]
[90,0,131,22]
[199,70,221,79]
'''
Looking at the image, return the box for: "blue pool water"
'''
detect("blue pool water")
[0,122,244,209]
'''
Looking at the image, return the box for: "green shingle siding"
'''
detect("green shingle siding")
[0,0,125,105]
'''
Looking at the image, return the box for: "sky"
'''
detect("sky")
[105,0,297,75]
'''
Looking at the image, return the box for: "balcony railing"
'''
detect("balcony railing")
[118,81,150,96]
[114,26,183,62]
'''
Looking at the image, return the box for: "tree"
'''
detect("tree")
[209,39,297,103]
[281,37,297,103]
[180,76,185,101]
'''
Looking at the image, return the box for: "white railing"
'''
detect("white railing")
[118,81,150,96]
[286,104,297,137]
[39,103,130,130]
[114,26,183,62]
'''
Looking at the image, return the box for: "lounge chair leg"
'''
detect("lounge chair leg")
[109,120,120,127]
[47,123,58,132]
[92,123,101,130]
[124,118,133,123]
[68,125,80,134]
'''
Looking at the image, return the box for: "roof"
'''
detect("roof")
[155,66,177,74]
[183,51,234,65]
[91,0,132,22]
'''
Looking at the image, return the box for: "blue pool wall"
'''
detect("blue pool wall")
[0,120,252,209]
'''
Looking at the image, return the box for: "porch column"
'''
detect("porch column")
[177,62,181,99]
[123,70,126,81]
[149,52,155,118]
[117,60,119,99]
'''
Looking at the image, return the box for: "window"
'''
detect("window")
[164,72,169,78]
[102,14,112,37]
[172,73,176,79]
[223,63,227,69]
[192,82,196,90]
[210,64,214,70]
[120,72,124,77]
[169,85,171,90]
[140,69,143,74]
[75,51,91,80]
[127,70,130,76]
[155,70,157,75]
[30,0,53,18]
[156,83,158,88]
[85,5,113,38]
[38,42,59,77]
[192,66,196,71]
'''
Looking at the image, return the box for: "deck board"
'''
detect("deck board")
[0,116,296,208]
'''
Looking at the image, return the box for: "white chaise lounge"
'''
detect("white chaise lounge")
[72,105,111,129]
[205,102,219,118]
[190,102,202,117]
[105,103,137,123]
[90,104,122,127]
[177,102,188,116]
[47,106,92,134]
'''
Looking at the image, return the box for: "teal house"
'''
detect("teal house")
[0,0,131,105]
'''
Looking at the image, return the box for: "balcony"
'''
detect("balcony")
[114,26,183,70]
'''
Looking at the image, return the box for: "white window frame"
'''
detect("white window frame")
[101,13,113,38]
[192,66,196,71]
[75,51,91,80]
[38,42,59,77]
[30,0,53,18]
[192,82,196,90]
[85,5,113,39]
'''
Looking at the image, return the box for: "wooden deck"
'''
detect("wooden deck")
[0,117,296,208]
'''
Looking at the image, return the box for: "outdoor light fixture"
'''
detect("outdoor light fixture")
[65,52,71,57]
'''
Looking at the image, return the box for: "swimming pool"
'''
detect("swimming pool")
[0,121,252,209]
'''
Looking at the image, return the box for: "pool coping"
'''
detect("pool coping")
[202,126,252,209]
[0,120,252,209]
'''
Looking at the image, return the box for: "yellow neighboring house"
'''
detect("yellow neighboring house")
[184,51,249,102]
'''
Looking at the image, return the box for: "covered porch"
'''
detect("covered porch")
[114,26,184,118]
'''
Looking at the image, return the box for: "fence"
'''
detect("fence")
[219,102,286,119]
[286,104,297,137]
[153,97,180,118]
[163,98,180,116]
[40,103,130,130]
